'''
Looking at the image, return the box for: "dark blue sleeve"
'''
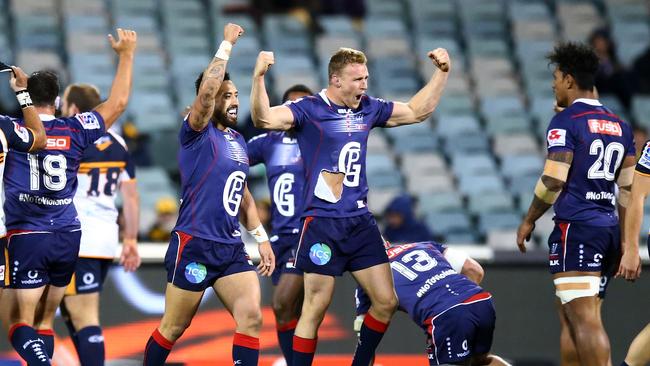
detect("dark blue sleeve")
[429,241,447,253]
[546,113,575,154]
[179,116,208,148]
[69,111,107,148]
[636,140,650,175]
[285,97,311,131]
[0,116,35,152]
[247,133,267,166]
[369,96,394,129]
[355,286,371,315]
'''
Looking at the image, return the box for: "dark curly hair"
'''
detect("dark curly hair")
[195,71,230,95]
[547,42,599,91]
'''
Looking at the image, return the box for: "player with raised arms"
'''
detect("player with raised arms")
[0,28,136,365]
[142,23,274,366]
[250,46,450,366]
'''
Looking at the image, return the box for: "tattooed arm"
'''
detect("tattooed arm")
[517,151,573,252]
[187,23,243,131]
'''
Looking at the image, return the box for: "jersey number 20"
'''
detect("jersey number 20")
[587,139,624,181]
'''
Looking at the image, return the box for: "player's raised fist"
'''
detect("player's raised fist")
[428,48,450,72]
[254,51,274,77]
[9,66,28,92]
[109,28,137,55]
[224,23,244,45]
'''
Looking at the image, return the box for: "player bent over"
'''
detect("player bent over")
[247,84,312,364]
[517,42,636,366]
[251,45,450,366]
[143,23,274,366]
[355,241,510,366]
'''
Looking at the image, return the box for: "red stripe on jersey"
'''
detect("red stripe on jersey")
[571,110,621,120]
[462,291,492,304]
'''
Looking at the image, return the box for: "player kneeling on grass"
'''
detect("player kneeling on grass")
[355,241,510,366]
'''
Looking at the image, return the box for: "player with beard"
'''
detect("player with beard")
[143,23,274,366]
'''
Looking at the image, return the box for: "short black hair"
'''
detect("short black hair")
[195,71,230,95]
[547,42,599,91]
[282,84,313,103]
[27,70,60,107]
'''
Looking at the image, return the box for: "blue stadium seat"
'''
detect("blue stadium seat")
[468,191,515,214]
[418,192,464,214]
[478,211,521,235]
[458,174,504,194]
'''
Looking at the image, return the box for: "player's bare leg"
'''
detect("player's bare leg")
[213,271,263,365]
[556,299,579,366]
[273,273,304,327]
[58,292,108,366]
[143,283,204,365]
[293,273,335,365]
[622,323,650,366]
[350,263,398,366]
[60,292,100,330]
[273,273,304,364]
[555,272,610,366]
[2,286,52,364]
[31,285,66,358]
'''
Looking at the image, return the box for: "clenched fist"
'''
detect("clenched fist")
[224,23,244,45]
[428,48,450,72]
[254,51,274,77]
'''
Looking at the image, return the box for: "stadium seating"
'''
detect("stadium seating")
[3,0,648,245]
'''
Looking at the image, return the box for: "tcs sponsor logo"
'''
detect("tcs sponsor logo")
[184,262,207,284]
[45,136,71,150]
[309,243,332,265]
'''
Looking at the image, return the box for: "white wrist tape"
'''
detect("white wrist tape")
[248,224,269,243]
[15,90,32,108]
[215,40,233,61]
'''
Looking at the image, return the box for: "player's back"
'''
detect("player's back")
[174,119,249,243]
[75,130,134,224]
[247,131,303,235]
[547,99,635,226]
[4,112,105,231]
[386,242,483,325]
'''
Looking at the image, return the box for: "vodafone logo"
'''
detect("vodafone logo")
[46,136,71,150]
[588,119,622,136]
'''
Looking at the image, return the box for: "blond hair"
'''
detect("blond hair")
[328,47,367,80]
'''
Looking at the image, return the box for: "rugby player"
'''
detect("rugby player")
[0,28,136,365]
[516,42,636,366]
[355,241,510,366]
[57,83,140,366]
[616,139,650,366]
[247,84,312,364]
[143,23,275,366]
[251,46,450,366]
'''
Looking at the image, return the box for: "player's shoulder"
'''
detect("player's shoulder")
[284,94,319,109]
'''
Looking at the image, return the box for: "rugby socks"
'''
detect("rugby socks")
[351,313,389,366]
[232,333,260,365]
[277,319,298,364]
[143,329,174,366]
[37,329,55,359]
[9,323,50,364]
[76,326,105,366]
[292,336,317,366]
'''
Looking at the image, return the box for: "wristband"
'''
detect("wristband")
[215,40,233,61]
[15,90,32,109]
[248,224,269,243]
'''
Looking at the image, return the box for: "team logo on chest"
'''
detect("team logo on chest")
[338,142,362,187]
[224,134,249,165]
[223,171,246,216]
[273,172,295,217]
[332,111,368,134]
